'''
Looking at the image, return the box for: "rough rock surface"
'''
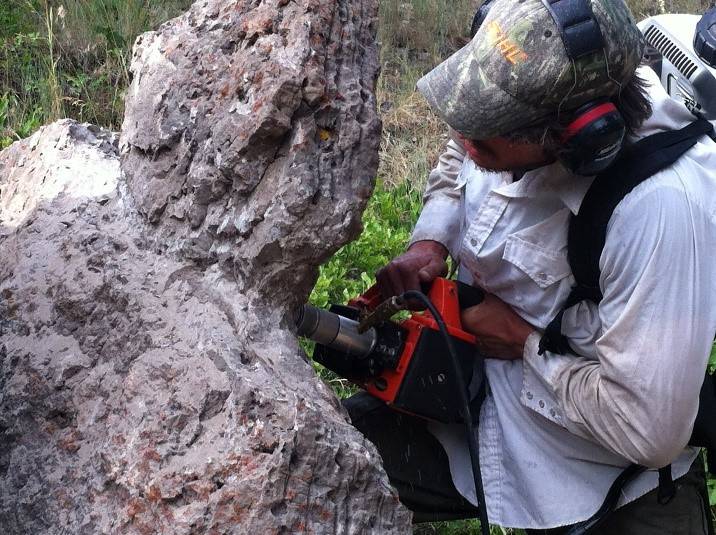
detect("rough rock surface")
[121,0,382,300]
[0,0,413,533]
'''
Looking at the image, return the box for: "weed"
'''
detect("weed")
[627,0,711,17]
[379,0,476,59]
[0,0,192,149]
[414,522,525,535]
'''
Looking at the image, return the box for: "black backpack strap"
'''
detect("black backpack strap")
[565,463,675,535]
[539,284,600,355]
[542,120,715,524]
[539,119,714,355]
[657,465,676,505]
[568,118,714,293]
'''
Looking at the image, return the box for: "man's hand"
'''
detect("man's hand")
[461,293,536,359]
[376,240,448,300]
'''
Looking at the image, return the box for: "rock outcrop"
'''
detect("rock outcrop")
[0,0,412,533]
[121,0,381,301]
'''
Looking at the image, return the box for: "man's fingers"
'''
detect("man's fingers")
[386,264,406,298]
[400,262,422,294]
[377,258,432,299]
[376,244,448,301]
[375,265,392,300]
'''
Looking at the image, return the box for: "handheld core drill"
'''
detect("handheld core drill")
[295,278,485,423]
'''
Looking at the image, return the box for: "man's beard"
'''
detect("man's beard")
[469,139,555,174]
[472,161,506,173]
[467,140,506,172]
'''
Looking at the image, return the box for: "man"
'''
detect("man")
[346,0,716,533]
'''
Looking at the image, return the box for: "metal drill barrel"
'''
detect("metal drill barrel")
[295,304,377,357]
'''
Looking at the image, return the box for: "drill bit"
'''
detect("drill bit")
[357,295,408,334]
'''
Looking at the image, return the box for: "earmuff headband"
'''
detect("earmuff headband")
[540,0,605,59]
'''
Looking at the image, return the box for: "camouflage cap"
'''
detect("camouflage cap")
[417,0,644,140]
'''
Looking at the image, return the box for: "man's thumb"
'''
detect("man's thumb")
[417,258,448,282]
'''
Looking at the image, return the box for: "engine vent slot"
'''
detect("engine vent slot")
[644,25,698,79]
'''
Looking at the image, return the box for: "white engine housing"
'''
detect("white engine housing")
[639,14,716,120]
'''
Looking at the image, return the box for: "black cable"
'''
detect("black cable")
[401,290,490,535]
[564,464,646,535]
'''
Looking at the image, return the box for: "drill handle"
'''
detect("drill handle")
[348,283,384,311]
[349,278,484,313]
[454,280,485,310]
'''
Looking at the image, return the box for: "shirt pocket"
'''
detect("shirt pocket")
[501,208,572,289]
[503,236,571,288]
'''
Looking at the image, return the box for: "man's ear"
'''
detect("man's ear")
[449,129,479,160]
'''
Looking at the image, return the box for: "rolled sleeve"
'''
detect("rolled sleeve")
[409,139,466,258]
[521,177,713,468]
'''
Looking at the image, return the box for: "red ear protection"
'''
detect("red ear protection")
[558,100,626,175]
[561,102,621,141]
[470,0,627,176]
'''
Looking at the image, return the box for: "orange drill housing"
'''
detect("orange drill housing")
[313,278,485,423]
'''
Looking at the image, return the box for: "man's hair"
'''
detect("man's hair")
[500,67,654,154]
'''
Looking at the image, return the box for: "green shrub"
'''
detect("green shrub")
[306,179,424,395]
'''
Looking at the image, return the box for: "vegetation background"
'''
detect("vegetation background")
[1,0,713,533]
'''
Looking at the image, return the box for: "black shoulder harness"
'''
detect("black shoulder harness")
[535,119,715,528]
[539,118,715,356]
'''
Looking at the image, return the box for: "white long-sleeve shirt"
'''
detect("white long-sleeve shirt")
[410,66,716,529]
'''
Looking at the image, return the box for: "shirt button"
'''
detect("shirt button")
[538,272,547,281]
[470,238,478,247]
[526,392,533,400]
[550,408,557,417]
[539,400,545,408]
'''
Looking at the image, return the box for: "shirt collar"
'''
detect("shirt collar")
[492,161,594,215]
[479,65,695,216]
[630,65,696,140]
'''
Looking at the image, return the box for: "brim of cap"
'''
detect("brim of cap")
[416,44,551,140]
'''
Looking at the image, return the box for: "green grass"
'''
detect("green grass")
[0,0,191,149]
[415,520,525,535]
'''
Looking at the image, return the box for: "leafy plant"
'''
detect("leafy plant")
[0,93,12,149]
[0,92,43,150]
[305,179,423,394]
